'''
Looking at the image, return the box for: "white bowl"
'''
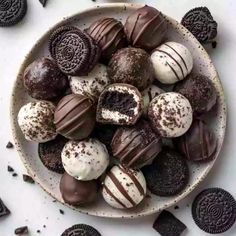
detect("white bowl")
[10,3,227,218]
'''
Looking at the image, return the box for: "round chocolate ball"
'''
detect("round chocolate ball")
[86,18,127,62]
[174,74,217,114]
[60,173,98,206]
[111,120,162,169]
[124,5,167,51]
[54,94,96,140]
[108,48,154,90]
[23,57,68,100]
[174,119,217,162]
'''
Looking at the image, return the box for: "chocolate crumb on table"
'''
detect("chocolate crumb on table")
[14,226,28,235]
[12,173,18,177]
[37,229,41,233]
[212,41,217,48]
[174,205,179,210]
[0,198,10,218]
[6,141,14,149]
[59,209,64,215]
[7,165,14,172]
[23,174,35,184]
[39,0,48,7]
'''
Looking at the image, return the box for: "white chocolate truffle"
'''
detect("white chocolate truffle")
[102,165,146,209]
[151,42,193,84]
[61,139,109,181]
[142,85,165,115]
[148,92,193,137]
[17,101,56,142]
[70,64,110,100]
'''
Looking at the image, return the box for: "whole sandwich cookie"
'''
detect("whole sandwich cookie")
[61,139,109,181]
[174,119,218,162]
[23,58,69,100]
[38,135,68,174]
[0,0,27,27]
[61,224,101,236]
[108,47,154,91]
[192,188,236,234]
[174,74,217,114]
[181,7,217,44]
[54,94,96,140]
[148,92,193,138]
[96,83,143,126]
[111,120,162,169]
[52,28,100,76]
[142,85,165,115]
[124,5,167,51]
[102,165,146,209]
[18,101,57,143]
[86,18,127,61]
[60,173,98,206]
[151,42,193,84]
[70,64,110,100]
[142,148,189,196]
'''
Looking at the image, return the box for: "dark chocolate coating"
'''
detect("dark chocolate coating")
[181,7,217,43]
[174,119,217,162]
[108,48,154,90]
[23,58,69,100]
[60,173,98,206]
[86,18,127,62]
[111,120,162,169]
[174,74,217,114]
[124,5,167,51]
[54,94,96,140]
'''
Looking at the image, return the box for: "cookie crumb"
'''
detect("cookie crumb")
[59,209,64,215]
[6,142,14,149]
[23,174,35,184]
[12,173,18,177]
[39,0,47,7]
[37,229,41,233]
[212,41,217,49]
[174,205,179,210]
[15,226,28,235]
[7,166,14,172]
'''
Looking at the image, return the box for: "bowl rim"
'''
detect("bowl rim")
[10,2,227,218]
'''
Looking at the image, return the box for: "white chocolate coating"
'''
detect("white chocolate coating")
[142,85,164,115]
[61,139,109,181]
[70,64,110,100]
[148,92,193,137]
[102,165,146,209]
[17,101,56,142]
[151,42,193,84]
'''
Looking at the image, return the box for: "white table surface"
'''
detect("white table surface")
[0,0,236,235]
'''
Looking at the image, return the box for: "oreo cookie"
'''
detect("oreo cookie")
[61,224,101,236]
[181,7,217,43]
[49,25,78,59]
[153,210,187,236]
[38,135,67,174]
[192,188,236,234]
[142,148,189,196]
[0,198,10,217]
[0,0,27,27]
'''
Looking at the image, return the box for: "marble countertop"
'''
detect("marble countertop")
[0,0,236,235]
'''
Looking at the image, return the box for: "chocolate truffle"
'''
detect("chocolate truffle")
[111,120,162,169]
[174,119,217,162]
[96,83,143,125]
[54,94,96,140]
[61,139,109,181]
[69,64,110,100]
[86,18,127,61]
[102,165,146,209]
[148,92,193,138]
[108,47,154,90]
[18,101,57,142]
[124,5,167,50]
[23,58,68,100]
[181,7,217,44]
[60,173,98,206]
[151,42,193,84]
[174,74,217,114]
[142,85,165,115]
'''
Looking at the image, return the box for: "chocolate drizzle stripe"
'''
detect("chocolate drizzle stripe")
[119,166,145,196]
[156,49,184,79]
[102,27,123,51]
[119,143,140,163]
[166,61,181,81]
[147,90,153,102]
[107,172,136,206]
[103,185,127,208]
[133,12,161,45]
[183,135,190,160]
[129,13,141,42]
[65,118,87,135]
[164,43,188,72]
[199,121,207,158]
[127,138,160,167]
[56,105,92,132]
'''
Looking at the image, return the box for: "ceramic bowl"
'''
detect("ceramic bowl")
[10,3,227,218]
